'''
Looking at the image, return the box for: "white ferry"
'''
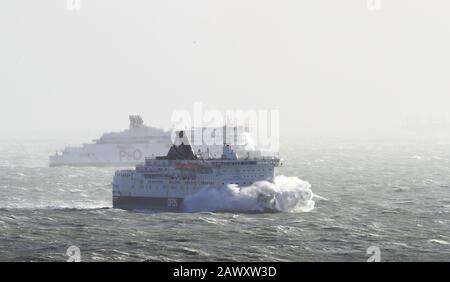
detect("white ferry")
[112,131,280,212]
[49,115,257,167]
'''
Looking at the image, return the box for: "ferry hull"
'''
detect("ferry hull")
[49,143,171,167]
[112,195,279,213]
[113,196,183,212]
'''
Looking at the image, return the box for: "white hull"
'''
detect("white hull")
[49,142,171,167]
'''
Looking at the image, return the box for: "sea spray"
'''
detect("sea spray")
[183,175,315,213]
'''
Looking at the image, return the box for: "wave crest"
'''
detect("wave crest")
[183,175,315,213]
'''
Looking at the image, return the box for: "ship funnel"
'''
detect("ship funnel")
[222,144,238,160]
[129,115,144,129]
[172,130,191,146]
[166,130,197,160]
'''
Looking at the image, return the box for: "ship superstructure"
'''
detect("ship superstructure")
[112,131,280,211]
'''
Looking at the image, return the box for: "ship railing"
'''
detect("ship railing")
[114,170,135,176]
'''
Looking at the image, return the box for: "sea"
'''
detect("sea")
[0,131,449,261]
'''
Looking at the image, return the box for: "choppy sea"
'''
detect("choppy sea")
[0,133,449,261]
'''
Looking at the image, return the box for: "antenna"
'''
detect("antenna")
[223,124,226,145]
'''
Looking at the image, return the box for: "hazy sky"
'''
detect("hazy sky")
[1,1,449,139]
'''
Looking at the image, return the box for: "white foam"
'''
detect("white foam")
[183,175,315,213]
[428,239,450,245]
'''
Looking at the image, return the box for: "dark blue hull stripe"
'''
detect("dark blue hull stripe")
[113,196,183,211]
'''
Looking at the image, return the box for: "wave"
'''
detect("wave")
[183,175,315,213]
[0,203,111,211]
[428,239,450,245]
